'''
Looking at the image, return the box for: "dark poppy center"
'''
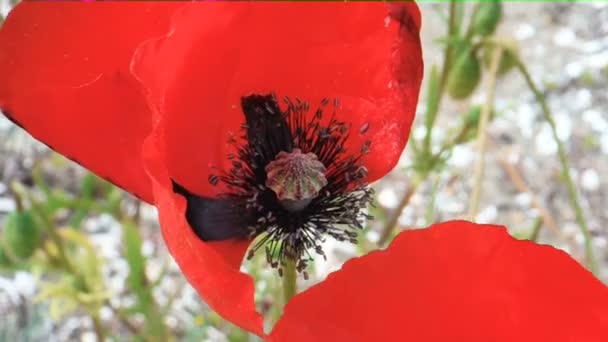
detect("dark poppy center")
[173,93,373,275]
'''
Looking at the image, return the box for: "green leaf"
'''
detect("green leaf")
[102,187,123,217]
[123,221,146,294]
[123,221,168,339]
[68,173,99,228]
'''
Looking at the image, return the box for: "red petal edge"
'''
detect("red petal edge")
[269,221,608,341]
[0,2,189,203]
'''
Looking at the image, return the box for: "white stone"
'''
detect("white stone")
[553,28,577,47]
[366,230,380,244]
[580,169,600,192]
[515,23,536,40]
[515,104,535,138]
[535,124,558,155]
[515,193,532,207]
[583,109,608,133]
[601,134,608,155]
[377,188,399,209]
[476,206,498,223]
[142,239,155,257]
[0,197,16,212]
[80,331,96,342]
[448,145,474,168]
[565,62,584,79]
[554,112,572,141]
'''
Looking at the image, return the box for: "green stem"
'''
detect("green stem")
[91,313,106,342]
[30,201,76,273]
[281,259,297,307]
[106,300,141,336]
[468,47,502,220]
[377,177,421,247]
[514,56,597,274]
[8,182,24,212]
[439,0,459,93]
[430,122,473,167]
[528,217,544,242]
[377,121,472,247]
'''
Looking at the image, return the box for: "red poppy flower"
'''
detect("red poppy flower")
[2,2,607,340]
[1,1,422,335]
[134,2,423,335]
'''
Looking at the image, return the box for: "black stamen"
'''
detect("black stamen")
[173,94,374,274]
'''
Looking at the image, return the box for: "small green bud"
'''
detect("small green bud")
[447,49,481,100]
[471,1,502,37]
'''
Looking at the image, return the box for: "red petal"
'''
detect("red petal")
[0,2,184,203]
[270,221,608,341]
[141,127,265,337]
[132,2,422,197]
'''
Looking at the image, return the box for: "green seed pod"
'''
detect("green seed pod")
[3,210,41,260]
[471,1,502,37]
[483,44,517,76]
[447,50,481,100]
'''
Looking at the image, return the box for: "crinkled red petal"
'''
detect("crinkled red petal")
[269,221,608,341]
[0,2,185,203]
[132,1,423,199]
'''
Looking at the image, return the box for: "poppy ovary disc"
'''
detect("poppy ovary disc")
[265,148,328,212]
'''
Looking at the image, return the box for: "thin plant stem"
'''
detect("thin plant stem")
[105,299,141,336]
[281,259,297,308]
[467,47,502,220]
[25,194,76,274]
[8,182,24,212]
[378,180,420,247]
[497,157,560,237]
[424,176,441,225]
[439,0,459,93]
[528,216,544,242]
[513,56,597,274]
[91,313,106,342]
